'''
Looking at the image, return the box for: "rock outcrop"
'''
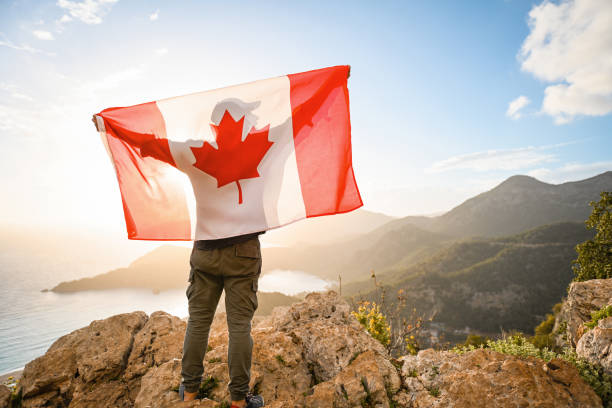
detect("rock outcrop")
[397,348,601,408]
[577,316,612,378]
[15,291,603,407]
[0,385,11,408]
[19,311,148,407]
[553,278,612,348]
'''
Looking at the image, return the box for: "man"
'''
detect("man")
[92,65,353,408]
[91,114,265,408]
[179,231,265,407]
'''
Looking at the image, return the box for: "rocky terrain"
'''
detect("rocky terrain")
[553,278,612,378]
[2,290,608,407]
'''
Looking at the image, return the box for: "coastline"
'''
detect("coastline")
[0,369,23,383]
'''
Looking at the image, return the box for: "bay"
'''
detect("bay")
[0,246,332,375]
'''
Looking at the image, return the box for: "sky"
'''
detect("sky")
[1,0,611,236]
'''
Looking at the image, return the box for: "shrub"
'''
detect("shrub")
[585,305,612,330]
[451,333,612,407]
[534,312,556,336]
[531,302,564,351]
[573,192,612,281]
[560,348,612,408]
[352,301,391,346]
[463,334,489,348]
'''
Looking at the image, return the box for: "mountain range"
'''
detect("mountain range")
[47,171,611,342]
[398,172,610,238]
[263,172,610,282]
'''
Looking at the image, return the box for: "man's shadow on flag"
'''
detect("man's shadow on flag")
[165,97,298,234]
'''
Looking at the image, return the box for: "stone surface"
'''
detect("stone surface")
[20,311,147,408]
[265,291,387,383]
[16,291,605,407]
[305,349,400,408]
[124,311,186,402]
[0,385,11,408]
[399,348,602,408]
[577,316,612,378]
[553,278,612,347]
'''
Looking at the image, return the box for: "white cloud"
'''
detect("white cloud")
[33,30,55,41]
[520,0,612,124]
[80,66,144,94]
[0,82,33,101]
[506,95,530,119]
[57,0,119,25]
[528,161,612,183]
[0,34,55,56]
[0,104,43,133]
[59,14,73,23]
[155,47,168,56]
[427,145,560,173]
[10,92,35,101]
[149,9,159,21]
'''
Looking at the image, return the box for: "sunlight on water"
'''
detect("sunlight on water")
[259,270,333,295]
[0,267,329,374]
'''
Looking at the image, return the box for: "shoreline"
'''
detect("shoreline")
[0,369,23,383]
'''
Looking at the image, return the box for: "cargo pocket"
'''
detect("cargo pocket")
[186,269,195,300]
[250,277,259,311]
[235,239,261,259]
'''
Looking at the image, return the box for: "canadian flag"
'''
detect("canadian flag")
[94,65,362,240]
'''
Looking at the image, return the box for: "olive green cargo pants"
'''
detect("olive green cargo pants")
[181,237,261,401]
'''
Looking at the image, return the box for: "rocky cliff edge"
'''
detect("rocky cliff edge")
[2,291,603,408]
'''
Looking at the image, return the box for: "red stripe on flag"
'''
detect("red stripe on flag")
[288,65,363,217]
[98,102,191,240]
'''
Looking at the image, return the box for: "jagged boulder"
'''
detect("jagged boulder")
[133,291,388,407]
[16,290,605,407]
[0,385,11,408]
[397,348,602,408]
[20,311,147,407]
[305,349,400,408]
[264,291,387,382]
[577,316,612,378]
[124,311,186,401]
[553,279,612,348]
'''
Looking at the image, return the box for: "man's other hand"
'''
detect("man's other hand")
[92,115,100,132]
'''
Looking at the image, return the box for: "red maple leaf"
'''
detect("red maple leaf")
[190,110,273,204]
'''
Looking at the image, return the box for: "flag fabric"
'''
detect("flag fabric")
[94,65,362,240]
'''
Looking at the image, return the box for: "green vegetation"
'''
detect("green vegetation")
[585,305,612,330]
[360,376,374,407]
[531,302,563,351]
[197,376,218,399]
[275,354,286,366]
[1,375,20,408]
[452,333,612,407]
[348,222,592,340]
[9,388,22,408]
[351,282,427,356]
[573,192,612,281]
[352,301,390,346]
[348,352,361,365]
[428,386,440,397]
[462,334,490,348]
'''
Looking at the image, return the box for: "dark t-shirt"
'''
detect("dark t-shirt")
[194,231,264,250]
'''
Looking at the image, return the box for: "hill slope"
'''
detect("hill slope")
[262,223,450,281]
[389,171,611,238]
[344,222,595,343]
[260,172,610,283]
[261,208,395,246]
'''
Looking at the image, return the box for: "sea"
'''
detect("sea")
[0,240,332,375]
